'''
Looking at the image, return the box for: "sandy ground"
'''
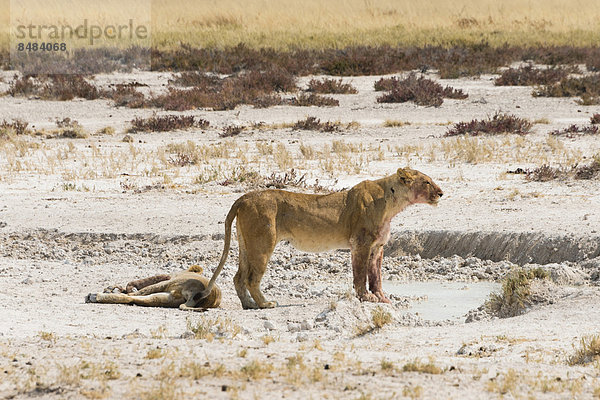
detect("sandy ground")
[1,70,600,399]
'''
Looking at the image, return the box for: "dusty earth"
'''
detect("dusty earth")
[1,68,600,399]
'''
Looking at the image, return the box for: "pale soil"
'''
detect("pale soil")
[1,69,600,399]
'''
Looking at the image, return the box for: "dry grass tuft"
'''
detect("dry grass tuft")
[240,359,274,380]
[354,306,392,336]
[383,119,411,127]
[307,78,357,94]
[445,112,532,136]
[376,73,467,107]
[568,334,600,365]
[486,267,549,318]
[402,358,444,374]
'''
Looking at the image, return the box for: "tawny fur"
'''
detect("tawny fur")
[85,266,221,311]
[198,168,443,309]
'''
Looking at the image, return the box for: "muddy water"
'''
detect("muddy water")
[384,281,500,321]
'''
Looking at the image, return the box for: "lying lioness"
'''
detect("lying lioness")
[196,167,443,309]
[85,265,221,311]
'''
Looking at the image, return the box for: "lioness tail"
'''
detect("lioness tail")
[193,198,241,303]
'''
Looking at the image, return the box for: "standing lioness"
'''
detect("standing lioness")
[198,168,442,309]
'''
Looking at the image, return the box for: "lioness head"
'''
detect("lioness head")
[397,168,443,206]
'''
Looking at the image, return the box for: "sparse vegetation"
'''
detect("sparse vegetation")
[150,67,296,111]
[591,113,600,124]
[293,116,341,132]
[240,359,274,380]
[1,119,31,136]
[8,74,100,100]
[383,119,410,127]
[129,115,209,133]
[526,156,600,181]
[402,358,443,374]
[220,125,245,138]
[486,267,549,318]
[534,74,600,105]
[97,126,115,135]
[569,334,600,365]
[549,124,599,138]
[307,78,357,94]
[445,113,532,136]
[494,64,572,86]
[186,316,242,340]
[49,118,88,139]
[288,93,339,107]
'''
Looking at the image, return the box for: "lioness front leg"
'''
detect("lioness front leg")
[368,246,391,304]
[351,246,378,302]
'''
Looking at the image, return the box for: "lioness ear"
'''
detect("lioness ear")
[396,168,415,183]
[188,265,204,274]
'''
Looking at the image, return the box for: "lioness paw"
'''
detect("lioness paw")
[85,293,98,303]
[359,293,379,303]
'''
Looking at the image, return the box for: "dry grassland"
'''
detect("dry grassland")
[2,0,600,49]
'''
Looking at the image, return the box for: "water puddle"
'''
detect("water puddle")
[384,281,500,322]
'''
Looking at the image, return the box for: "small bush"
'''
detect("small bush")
[445,113,532,136]
[288,93,339,107]
[129,115,209,133]
[307,78,357,94]
[590,113,600,124]
[486,267,549,318]
[376,74,467,107]
[51,117,88,138]
[494,65,570,86]
[548,124,599,138]
[221,125,245,137]
[0,119,30,135]
[374,77,399,91]
[109,85,147,108]
[525,164,567,182]
[534,74,600,105]
[292,116,340,132]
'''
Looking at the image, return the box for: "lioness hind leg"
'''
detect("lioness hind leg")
[241,231,277,309]
[234,230,259,309]
[126,274,170,293]
[129,292,178,307]
[85,292,134,304]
